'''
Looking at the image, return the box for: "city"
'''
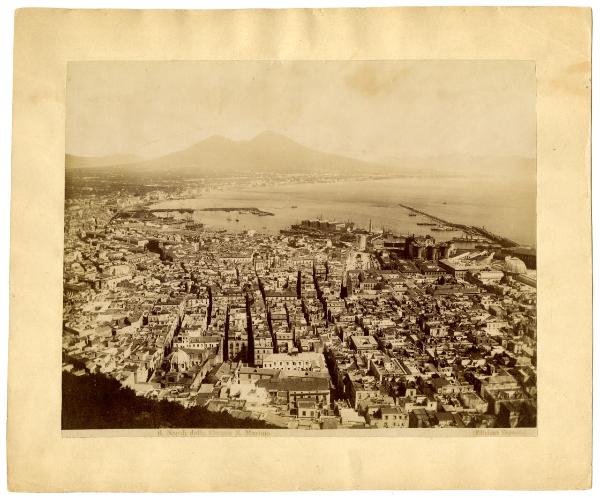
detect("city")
[62,175,537,430]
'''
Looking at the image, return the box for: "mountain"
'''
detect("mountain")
[66,132,536,180]
[65,153,142,170]
[65,132,385,178]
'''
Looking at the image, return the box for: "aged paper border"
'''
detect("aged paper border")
[8,7,591,491]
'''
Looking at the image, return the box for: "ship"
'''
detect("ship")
[408,213,417,217]
[417,222,436,226]
[291,205,298,209]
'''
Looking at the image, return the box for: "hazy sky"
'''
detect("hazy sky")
[66,60,536,161]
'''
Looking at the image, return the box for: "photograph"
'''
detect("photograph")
[61,59,538,432]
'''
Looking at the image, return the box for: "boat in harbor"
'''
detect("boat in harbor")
[417,222,436,226]
[408,213,417,217]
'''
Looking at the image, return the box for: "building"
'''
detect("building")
[173,335,220,350]
[503,256,528,275]
[358,234,367,251]
[506,247,536,270]
[253,334,274,367]
[417,261,445,276]
[263,352,326,372]
[367,406,409,428]
[438,251,495,278]
[257,376,331,412]
[349,335,379,352]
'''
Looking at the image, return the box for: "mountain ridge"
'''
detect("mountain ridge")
[66,132,382,177]
[65,132,536,179]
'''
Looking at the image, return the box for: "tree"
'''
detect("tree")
[62,372,277,430]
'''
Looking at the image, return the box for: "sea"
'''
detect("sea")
[151,175,536,247]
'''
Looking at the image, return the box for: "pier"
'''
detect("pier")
[398,203,519,248]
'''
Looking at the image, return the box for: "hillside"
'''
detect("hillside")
[62,371,276,430]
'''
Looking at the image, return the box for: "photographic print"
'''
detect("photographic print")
[62,60,537,432]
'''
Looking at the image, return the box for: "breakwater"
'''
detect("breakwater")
[398,203,519,248]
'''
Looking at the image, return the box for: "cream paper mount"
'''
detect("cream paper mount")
[8,7,592,491]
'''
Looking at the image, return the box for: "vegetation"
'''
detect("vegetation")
[62,371,276,430]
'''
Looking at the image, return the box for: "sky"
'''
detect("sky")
[66,60,536,162]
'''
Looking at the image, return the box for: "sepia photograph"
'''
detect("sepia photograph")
[62,60,537,432]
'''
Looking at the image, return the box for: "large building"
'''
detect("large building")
[263,352,326,372]
[506,247,536,269]
[438,251,495,278]
[257,376,331,412]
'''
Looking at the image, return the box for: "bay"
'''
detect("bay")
[151,175,536,247]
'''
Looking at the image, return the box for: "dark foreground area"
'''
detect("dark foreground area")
[62,371,277,430]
